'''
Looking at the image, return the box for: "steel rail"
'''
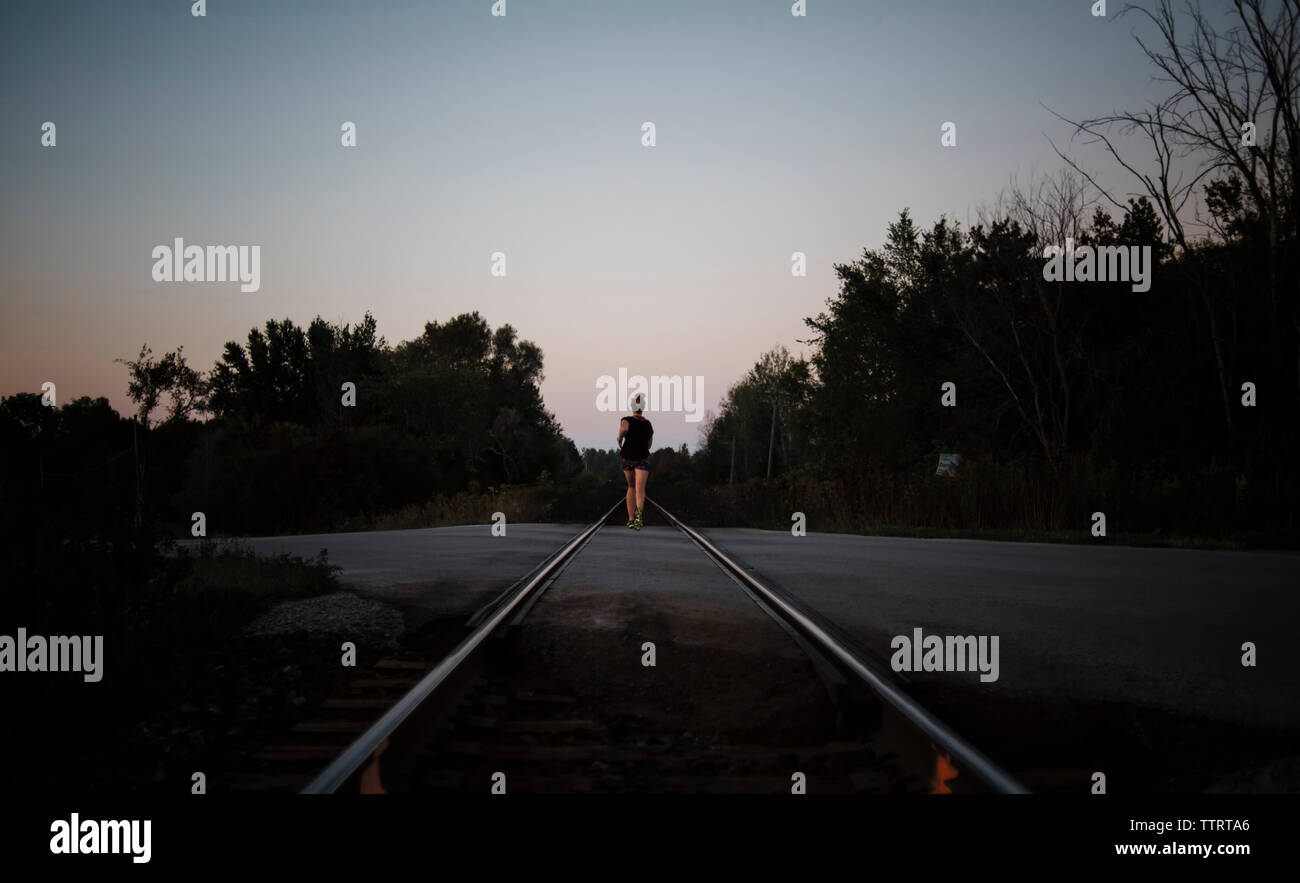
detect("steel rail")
[302,498,624,794]
[649,498,1030,795]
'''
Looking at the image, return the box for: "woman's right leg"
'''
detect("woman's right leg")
[634,467,649,514]
[624,469,636,522]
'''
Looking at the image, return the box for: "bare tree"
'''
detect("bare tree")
[1048,0,1300,424]
[951,170,1098,465]
[747,346,810,478]
[487,408,524,483]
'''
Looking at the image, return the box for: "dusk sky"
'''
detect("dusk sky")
[0,0,1206,450]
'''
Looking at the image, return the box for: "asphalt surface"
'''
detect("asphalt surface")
[696,528,1300,729]
[690,527,1300,791]
[213,517,1300,790]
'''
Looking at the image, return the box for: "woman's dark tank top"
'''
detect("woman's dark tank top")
[621,415,653,459]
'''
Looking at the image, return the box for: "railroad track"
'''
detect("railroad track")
[294,499,1028,795]
[648,499,1028,795]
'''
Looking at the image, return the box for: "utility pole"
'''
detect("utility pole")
[766,398,777,479]
[133,416,143,529]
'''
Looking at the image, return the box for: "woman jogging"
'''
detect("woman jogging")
[618,393,654,530]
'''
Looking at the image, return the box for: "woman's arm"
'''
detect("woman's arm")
[617,418,628,447]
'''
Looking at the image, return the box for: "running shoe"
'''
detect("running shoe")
[633,508,643,530]
[626,518,635,529]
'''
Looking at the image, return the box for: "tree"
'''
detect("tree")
[117,344,207,429]
[1051,0,1299,426]
[208,319,310,422]
[746,346,811,478]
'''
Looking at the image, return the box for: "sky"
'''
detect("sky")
[0,0,1218,450]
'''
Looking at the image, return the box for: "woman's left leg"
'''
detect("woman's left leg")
[623,469,636,524]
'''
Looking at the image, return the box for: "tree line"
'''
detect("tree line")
[0,311,580,541]
[690,1,1298,540]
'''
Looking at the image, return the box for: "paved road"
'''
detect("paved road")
[697,529,1300,728]
[215,520,1300,790]
[694,527,1300,791]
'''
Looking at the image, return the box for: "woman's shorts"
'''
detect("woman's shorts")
[621,457,651,472]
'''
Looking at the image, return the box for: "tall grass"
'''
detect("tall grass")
[648,457,1290,548]
[366,484,555,530]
